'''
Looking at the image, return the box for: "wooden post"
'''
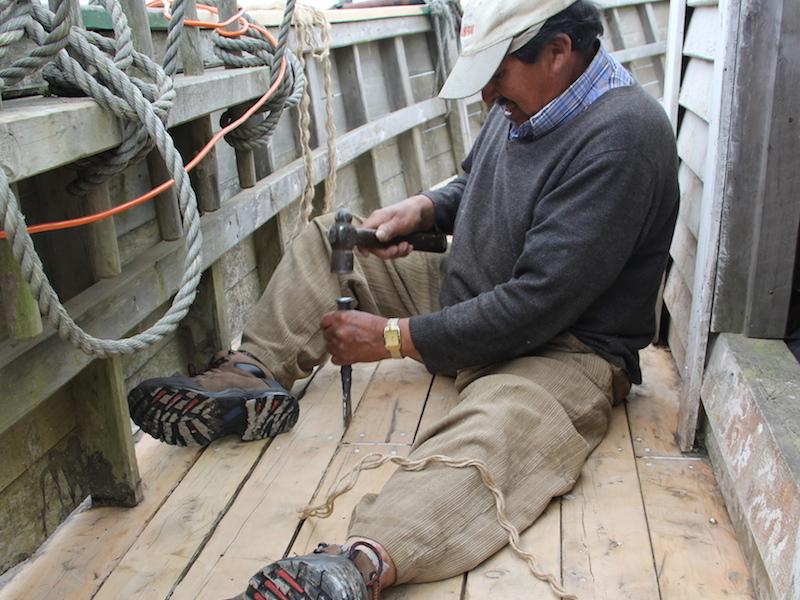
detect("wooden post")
[220,0,258,189]
[119,0,183,241]
[71,357,142,506]
[637,2,665,86]
[172,0,221,213]
[380,37,429,193]
[336,44,385,211]
[57,0,123,278]
[0,237,43,340]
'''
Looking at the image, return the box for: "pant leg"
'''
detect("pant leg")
[239,214,444,389]
[347,335,630,584]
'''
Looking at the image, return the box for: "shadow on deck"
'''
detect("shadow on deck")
[0,346,753,599]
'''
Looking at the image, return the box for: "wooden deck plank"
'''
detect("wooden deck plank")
[0,437,200,600]
[170,362,379,600]
[626,345,683,458]
[638,458,754,598]
[561,406,660,599]
[342,359,433,445]
[414,374,460,440]
[292,444,464,600]
[464,501,561,598]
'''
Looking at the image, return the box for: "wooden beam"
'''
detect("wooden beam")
[662,0,687,131]
[701,334,800,599]
[70,357,142,506]
[611,40,667,64]
[676,0,736,450]
[83,185,122,279]
[711,0,800,338]
[380,37,429,193]
[0,97,448,434]
[336,44,385,211]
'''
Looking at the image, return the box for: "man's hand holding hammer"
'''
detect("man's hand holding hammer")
[320,194,436,366]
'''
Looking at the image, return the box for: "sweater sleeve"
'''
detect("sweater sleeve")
[409,149,661,373]
[421,177,466,234]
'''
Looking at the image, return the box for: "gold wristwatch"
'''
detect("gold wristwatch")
[383,318,402,359]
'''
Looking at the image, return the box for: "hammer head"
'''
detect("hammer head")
[329,208,357,274]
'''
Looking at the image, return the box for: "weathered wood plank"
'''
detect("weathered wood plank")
[683,6,719,61]
[678,161,702,238]
[464,501,561,599]
[701,335,800,600]
[678,57,714,122]
[0,431,89,574]
[676,108,709,181]
[711,0,800,338]
[170,363,378,600]
[663,267,691,364]
[611,40,666,65]
[637,457,754,598]
[83,185,123,279]
[0,438,200,600]
[669,213,697,295]
[0,97,448,437]
[675,0,734,450]
[0,67,296,183]
[561,407,660,599]
[92,437,267,599]
[343,359,432,445]
[626,345,682,458]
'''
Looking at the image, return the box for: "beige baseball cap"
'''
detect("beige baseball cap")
[439,0,577,99]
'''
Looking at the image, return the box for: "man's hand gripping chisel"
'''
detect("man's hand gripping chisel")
[328,208,447,428]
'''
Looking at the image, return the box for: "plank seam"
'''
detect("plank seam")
[88,445,206,599]
[410,374,437,444]
[163,439,275,600]
[624,402,664,600]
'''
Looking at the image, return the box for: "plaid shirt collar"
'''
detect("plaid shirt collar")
[508,45,633,141]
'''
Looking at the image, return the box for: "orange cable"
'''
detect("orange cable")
[1,2,287,239]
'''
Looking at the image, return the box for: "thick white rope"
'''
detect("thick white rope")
[301,452,578,600]
[0,0,299,356]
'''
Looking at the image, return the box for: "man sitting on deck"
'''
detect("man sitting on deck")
[128,0,678,597]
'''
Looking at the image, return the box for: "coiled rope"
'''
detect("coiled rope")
[302,452,578,600]
[0,0,299,356]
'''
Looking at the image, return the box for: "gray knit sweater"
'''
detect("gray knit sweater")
[409,85,678,383]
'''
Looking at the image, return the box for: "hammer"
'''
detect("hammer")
[328,208,447,428]
[328,208,448,274]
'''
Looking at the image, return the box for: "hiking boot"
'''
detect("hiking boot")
[243,542,383,600]
[127,350,299,446]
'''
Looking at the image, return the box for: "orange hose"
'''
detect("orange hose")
[1,2,287,239]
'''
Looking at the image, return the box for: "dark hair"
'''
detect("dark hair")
[512,1,604,63]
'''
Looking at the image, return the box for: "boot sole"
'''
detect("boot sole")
[245,553,368,600]
[128,383,299,446]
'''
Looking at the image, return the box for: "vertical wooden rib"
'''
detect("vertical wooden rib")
[380,37,428,194]
[62,0,122,278]
[335,44,385,211]
[0,184,43,340]
[219,0,258,189]
[119,0,183,240]
[70,357,142,507]
[638,3,665,87]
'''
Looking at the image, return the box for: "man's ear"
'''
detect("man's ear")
[547,33,574,73]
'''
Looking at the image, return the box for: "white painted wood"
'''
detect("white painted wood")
[683,6,719,61]
[676,0,733,450]
[676,109,709,181]
[662,0,687,130]
[678,58,714,122]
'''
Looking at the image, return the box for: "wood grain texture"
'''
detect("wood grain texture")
[638,457,754,598]
[0,437,199,599]
[561,407,660,599]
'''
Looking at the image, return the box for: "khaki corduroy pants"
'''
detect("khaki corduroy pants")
[240,214,630,584]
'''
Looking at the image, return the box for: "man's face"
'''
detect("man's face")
[481,54,554,126]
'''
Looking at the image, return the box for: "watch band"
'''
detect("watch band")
[383,318,403,359]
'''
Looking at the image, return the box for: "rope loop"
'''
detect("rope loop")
[0,0,298,357]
